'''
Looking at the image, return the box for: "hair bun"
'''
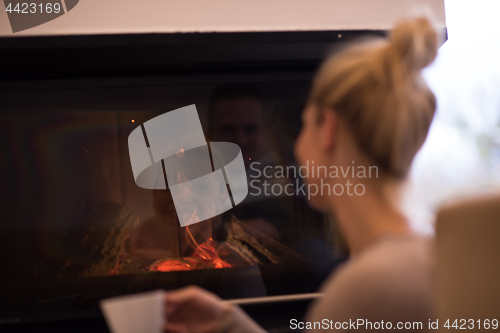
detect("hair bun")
[389,17,439,71]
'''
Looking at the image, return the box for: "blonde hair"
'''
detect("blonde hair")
[310,17,439,179]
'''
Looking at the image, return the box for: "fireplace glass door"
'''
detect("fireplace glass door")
[0,73,346,320]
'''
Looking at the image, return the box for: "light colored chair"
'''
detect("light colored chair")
[436,194,500,330]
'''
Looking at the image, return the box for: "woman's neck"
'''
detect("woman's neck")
[330,178,412,255]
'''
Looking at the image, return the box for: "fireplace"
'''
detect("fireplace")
[0,30,381,329]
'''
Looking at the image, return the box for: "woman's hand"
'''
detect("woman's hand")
[164,286,230,333]
[164,286,266,333]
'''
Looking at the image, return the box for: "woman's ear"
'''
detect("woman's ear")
[320,108,337,153]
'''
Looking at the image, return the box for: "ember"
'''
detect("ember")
[150,239,231,272]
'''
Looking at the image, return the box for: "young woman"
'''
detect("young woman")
[163,17,439,333]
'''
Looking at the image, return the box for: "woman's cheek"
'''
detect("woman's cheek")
[296,126,314,163]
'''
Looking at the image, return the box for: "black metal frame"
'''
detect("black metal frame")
[0,30,386,81]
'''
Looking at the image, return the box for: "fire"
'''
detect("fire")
[192,240,231,269]
[150,237,231,272]
[149,257,201,272]
[149,220,231,273]
[140,153,232,273]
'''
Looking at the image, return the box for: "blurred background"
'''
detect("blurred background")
[402,0,500,234]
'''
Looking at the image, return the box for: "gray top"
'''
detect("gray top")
[305,235,435,332]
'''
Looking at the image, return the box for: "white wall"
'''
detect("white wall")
[0,0,445,37]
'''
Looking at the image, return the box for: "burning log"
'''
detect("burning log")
[143,214,307,274]
[224,215,305,265]
[76,206,306,277]
[78,203,140,277]
[150,240,232,272]
[56,202,139,278]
